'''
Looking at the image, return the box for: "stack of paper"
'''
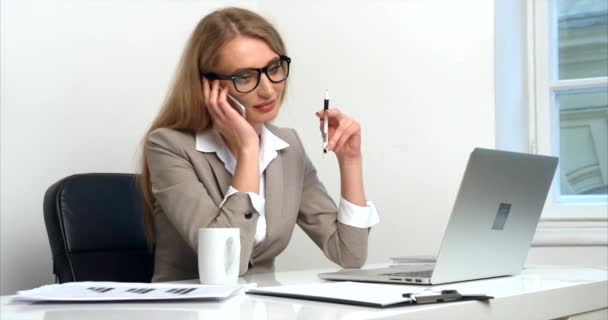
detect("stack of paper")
[13,282,256,302]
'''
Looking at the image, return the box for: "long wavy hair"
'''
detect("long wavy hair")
[139,7,287,243]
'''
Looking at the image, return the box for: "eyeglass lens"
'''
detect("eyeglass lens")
[233,59,289,93]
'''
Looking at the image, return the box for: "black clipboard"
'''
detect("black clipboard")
[247,285,493,308]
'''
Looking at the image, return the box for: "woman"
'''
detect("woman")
[140,7,379,282]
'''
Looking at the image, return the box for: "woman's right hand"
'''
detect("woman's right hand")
[202,77,259,152]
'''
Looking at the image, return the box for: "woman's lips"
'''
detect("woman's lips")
[253,100,275,113]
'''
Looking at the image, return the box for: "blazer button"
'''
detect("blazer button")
[244,211,253,219]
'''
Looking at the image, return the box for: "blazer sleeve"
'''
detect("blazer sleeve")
[292,130,370,268]
[146,129,258,275]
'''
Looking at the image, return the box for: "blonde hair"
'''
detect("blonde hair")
[139,7,287,243]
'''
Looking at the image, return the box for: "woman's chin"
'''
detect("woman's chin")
[247,107,279,125]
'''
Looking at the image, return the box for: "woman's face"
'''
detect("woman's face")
[213,36,285,128]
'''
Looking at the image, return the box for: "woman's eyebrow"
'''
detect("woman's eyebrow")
[231,56,280,74]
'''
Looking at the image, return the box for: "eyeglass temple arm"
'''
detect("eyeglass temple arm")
[201,72,233,81]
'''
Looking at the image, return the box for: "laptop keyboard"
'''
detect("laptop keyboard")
[382,270,433,278]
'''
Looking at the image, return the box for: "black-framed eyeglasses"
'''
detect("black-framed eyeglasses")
[202,55,291,93]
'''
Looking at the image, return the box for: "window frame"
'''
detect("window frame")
[528,0,608,221]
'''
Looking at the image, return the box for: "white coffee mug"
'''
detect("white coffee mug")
[198,228,240,285]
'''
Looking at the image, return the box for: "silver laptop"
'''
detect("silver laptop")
[319,148,558,285]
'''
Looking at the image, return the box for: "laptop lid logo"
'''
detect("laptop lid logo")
[492,203,511,230]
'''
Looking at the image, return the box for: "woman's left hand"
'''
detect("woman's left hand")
[316,108,362,162]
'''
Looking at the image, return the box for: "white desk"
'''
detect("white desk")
[2,265,607,320]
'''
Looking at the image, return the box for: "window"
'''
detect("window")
[532,0,608,219]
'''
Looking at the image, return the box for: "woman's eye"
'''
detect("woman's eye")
[267,64,281,74]
[235,75,254,84]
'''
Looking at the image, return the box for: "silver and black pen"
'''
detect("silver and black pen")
[323,90,329,156]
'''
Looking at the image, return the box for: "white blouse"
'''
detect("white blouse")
[195,125,380,245]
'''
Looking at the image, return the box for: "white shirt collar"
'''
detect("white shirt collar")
[195,125,290,175]
[259,125,290,151]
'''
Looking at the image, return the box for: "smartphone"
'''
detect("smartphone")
[226,94,246,117]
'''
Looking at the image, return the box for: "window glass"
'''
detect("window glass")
[557,88,608,195]
[555,0,608,80]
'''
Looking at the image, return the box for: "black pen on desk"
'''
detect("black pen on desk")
[322,90,329,156]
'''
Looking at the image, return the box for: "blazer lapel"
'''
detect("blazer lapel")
[253,151,285,256]
[202,153,232,201]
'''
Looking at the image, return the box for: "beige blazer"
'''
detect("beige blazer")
[146,125,369,282]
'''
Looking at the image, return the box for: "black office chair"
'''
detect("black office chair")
[43,173,154,283]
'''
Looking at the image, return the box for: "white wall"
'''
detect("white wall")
[257,0,496,272]
[0,0,256,295]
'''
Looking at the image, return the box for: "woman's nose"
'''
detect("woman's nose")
[256,74,274,97]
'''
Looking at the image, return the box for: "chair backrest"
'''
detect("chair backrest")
[43,173,154,283]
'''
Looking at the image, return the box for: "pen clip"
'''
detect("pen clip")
[322,90,329,154]
[405,290,463,304]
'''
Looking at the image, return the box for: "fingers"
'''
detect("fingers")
[217,85,229,111]
[203,78,218,118]
[209,79,220,112]
[315,108,343,120]
[204,79,227,124]
[202,77,211,106]
[334,121,360,152]
[327,117,353,151]
[317,108,339,138]
[316,108,355,151]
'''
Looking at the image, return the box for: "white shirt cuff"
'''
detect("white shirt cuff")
[220,186,266,216]
[337,197,380,228]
